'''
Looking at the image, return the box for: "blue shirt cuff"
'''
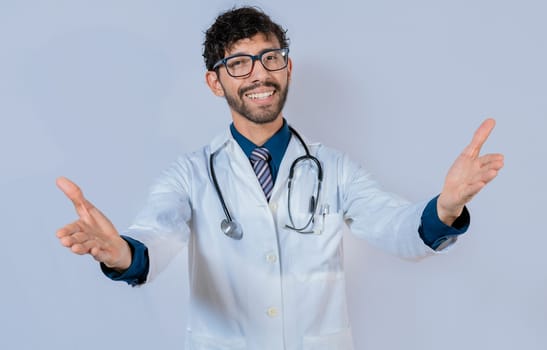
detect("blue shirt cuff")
[100,235,149,286]
[419,195,470,251]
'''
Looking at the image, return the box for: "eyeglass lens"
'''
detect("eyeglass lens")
[225,49,288,77]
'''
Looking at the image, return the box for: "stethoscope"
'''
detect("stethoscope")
[209,125,323,240]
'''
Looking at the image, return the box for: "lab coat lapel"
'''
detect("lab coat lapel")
[208,130,270,206]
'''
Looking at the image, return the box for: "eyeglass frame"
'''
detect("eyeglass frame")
[212,47,290,78]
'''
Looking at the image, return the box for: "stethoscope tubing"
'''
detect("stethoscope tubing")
[210,125,323,239]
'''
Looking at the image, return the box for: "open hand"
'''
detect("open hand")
[437,118,504,225]
[56,177,131,271]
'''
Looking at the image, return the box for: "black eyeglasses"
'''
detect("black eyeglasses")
[212,48,290,78]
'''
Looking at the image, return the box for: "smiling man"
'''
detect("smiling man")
[56,6,504,350]
[209,37,290,124]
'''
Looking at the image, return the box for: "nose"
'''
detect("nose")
[248,58,269,81]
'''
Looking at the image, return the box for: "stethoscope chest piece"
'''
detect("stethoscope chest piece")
[221,218,243,240]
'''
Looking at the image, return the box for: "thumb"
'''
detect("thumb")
[56,176,92,218]
[463,118,496,158]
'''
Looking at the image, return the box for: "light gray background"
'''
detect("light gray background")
[1,1,546,349]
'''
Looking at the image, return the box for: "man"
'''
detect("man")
[56,6,504,350]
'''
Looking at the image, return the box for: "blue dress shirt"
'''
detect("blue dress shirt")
[229,120,291,183]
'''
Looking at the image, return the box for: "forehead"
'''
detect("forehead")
[225,33,281,56]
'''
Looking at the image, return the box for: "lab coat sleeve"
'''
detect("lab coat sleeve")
[122,157,193,282]
[340,153,435,259]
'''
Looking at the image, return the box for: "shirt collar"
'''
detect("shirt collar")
[229,119,291,165]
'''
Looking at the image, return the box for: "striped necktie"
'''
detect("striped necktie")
[250,147,273,200]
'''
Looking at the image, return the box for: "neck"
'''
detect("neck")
[232,115,284,146]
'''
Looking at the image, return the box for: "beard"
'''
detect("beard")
[222,80,289,125]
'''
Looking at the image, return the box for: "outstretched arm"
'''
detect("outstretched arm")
[437,118,504,225]
[56,177,132,271]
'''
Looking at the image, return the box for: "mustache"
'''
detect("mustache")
[239,81,280,97]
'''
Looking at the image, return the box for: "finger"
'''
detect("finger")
[468,167,500,189]
[482,159,504,172]
[479,154,505,170]
[59,232,85,248]
[479,168,500,184]
[59,230,91,247]
[71,231,94,244]
[56,177,95,217]
[73,236,107,255]
[463,118,496,158]
[60,235,78,248]
[56,221,84,238]
[71,241,95,255]
[479,153,504,163]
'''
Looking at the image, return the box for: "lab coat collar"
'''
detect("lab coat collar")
[207,123,319,201]
[209,128,235,155]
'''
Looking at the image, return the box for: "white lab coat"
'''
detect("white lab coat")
[126,129,442,350]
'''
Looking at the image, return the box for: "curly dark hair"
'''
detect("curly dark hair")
[203,6,289,71]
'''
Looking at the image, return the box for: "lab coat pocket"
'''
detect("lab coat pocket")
[313,210,344,236]
[186,330,247,350]
[303,328,353,350]
[290,212,345,281]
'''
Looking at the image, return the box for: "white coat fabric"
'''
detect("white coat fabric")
[126,129,442,350]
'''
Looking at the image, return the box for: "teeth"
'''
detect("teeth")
[246,91,274,99]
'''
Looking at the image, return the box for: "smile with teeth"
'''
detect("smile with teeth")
[245,90,275,100]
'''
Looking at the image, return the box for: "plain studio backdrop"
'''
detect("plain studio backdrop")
[1,1,546,349]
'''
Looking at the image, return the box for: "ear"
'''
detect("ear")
[205,70,225,97]
[286,57,293,82]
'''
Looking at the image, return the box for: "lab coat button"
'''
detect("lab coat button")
[266,307,279,318]
[269,202,278,212]
[266,253,277,263]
